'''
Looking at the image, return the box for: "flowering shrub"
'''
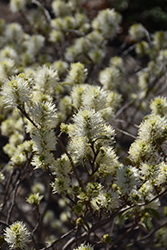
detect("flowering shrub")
[0,0,167,249]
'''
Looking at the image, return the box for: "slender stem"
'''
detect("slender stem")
[109,220,139,249]
[40,227,77,250]
[31,205,41,250]
[6,174,20,224]
[18,107,38,129]
[57,138,83,188]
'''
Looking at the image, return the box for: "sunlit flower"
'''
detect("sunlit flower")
[33,65,59,95]
[10,0,27,13]
[4,221,30,249]
[150,96,167,117]
[1,74,32,108]
[5,23,24,43]
[116,165,139,195]
[129,23,146,41]
[73,243,94,250]
[30,101,57,129]
[66,62,87,85]
[92,9,122,39]
[99,66,121,90]
[26,192,43,205]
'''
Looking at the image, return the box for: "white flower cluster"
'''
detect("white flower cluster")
[129,23,146,41]
[129,98,167,165]
[67,109,115,162]
[73,243,94,250]
[50,154,72,194]
[1,74,32,108]
[10,0,27,13]
[92,9,122,39]
[4,221,30,249]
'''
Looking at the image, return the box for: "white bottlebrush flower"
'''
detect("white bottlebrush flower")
[65,62,88,85]
[157,50,167,66]
[116,165,139,196]
[81,86,108,112]
[0,46,18,62]
[73,37,91,55]
[86,31,105,47]
[9,133,24,147]
[137,181,160,210]
[51,176,70,194]
[92,9,122,39]
[31,152,55,169]
[65,45,80,62]
[137,70,149,91]
[150,96,167,117]
[129,23,146,41]
[1,74,32,108]
[102,190,120,210]
[31,128,56,154]
[11,152,26,166]
[58,96,72,120]
[135,41,149,56]
[10,0,27,13]
[0,58,15,80]
[153,31,167,50]
[49,29,64,44]
[129,139,154,164]
[52,60,68,76]
[96,147,120,176]
[67,109,115,161]
[140,162,158,182]
[91,190,120,211]
[5,23,24,43]
[88,48,106,64]
[138,115,167,145]
[71,84,88,109]
[70,109,114,143]
[51,0,71,17]
[33,65,59,95]
[68,136,93,162]
[24,34,45,56]
[26,192,43,205]
[4,221,30,249]
[30,101,57,129]
[73,243,94,250]
[50,154,71,177]
[155,162,167,186]
[63,16,76,29]
[99,66,121,90]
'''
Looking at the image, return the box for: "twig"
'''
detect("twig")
[57,137,83,188]
[109,220,139,249]
[40,227,77,250]
[115,127,137,139]
[31,205,41,250]
[6,175,20,225]
[31,0,51,23]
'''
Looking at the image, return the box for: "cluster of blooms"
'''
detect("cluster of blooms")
[4,221,30,249]
[1,0,167,249]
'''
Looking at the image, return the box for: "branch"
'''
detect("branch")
[40,227,77,250]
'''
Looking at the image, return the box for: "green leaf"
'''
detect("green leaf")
[144,208,160,220]
[164,206,167,216]
[143,216,153,231]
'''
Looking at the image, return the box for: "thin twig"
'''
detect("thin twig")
[115,127,137,139]
[40,227,77,250]
[31,0,51,23]
[57,137,83,188]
